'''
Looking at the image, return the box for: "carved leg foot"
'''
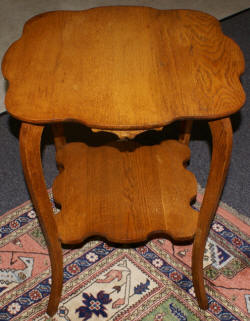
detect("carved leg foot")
[20,123,63,316]
[192,117,232,309]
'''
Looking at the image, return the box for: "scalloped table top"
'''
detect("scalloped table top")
[2,6,245,130]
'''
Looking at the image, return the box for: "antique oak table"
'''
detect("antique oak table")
[2,7,245,316]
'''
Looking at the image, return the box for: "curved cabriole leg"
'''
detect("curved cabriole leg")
[192,117,232,309]
[19,123,63,316]
[179,120,193,145]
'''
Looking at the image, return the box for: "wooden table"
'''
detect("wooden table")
[2,6,245,316]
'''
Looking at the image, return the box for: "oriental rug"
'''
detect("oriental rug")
[0,193,249,320]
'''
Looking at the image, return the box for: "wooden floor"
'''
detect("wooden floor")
[52,139,198,244]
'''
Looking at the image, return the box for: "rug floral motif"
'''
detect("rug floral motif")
[0,193,249,320]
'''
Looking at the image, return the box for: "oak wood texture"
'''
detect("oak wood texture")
[2,7,245,131]
[19,123,63,316]
[52,139,198,244]
[192,117,232,309]
[2,6,246,316]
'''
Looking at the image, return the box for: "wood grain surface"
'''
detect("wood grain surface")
[52,139,198,244]
[19,123,63,316]
[2,7,245,130]
[192,117,233,309]
[2,7,245,315]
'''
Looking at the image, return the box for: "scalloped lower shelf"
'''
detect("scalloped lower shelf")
[52,139,198,244]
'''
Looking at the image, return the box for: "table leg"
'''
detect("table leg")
[179,120,193,145]
[19,123,63,316]
[51,123,66,173]
[51,123,66,152]
[192,117,232,309]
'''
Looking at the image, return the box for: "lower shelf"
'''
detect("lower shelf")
[52,139,198,244]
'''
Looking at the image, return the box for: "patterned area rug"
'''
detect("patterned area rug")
[0,193,249,320]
